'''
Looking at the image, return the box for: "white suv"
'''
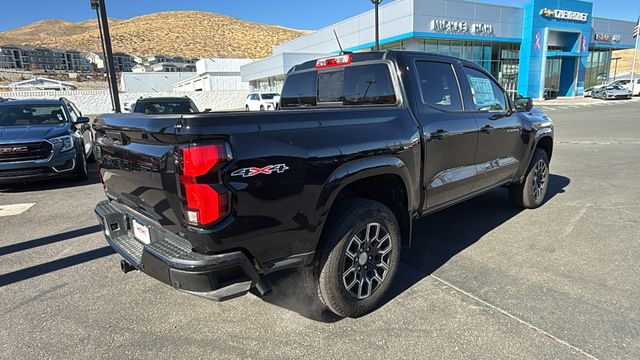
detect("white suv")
[244,93,280,111]
[616,79,640,96]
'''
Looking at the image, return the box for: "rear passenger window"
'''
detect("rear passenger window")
[281,71,318,108]
[281,63,397,108]
[317,64,396,105]
[463,67,507,111]
[415,61,463,111]
[343,64,396,105]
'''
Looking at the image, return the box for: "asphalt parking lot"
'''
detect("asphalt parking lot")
[1,101,639,359]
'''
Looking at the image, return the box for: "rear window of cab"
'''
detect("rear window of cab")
[281,63,397,108]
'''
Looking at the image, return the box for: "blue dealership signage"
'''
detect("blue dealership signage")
[518,0,593,98]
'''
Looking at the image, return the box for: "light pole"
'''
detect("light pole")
[371,0,383,51]
[90,0,121,113]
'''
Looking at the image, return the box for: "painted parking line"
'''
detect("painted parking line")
[0,203,35,217]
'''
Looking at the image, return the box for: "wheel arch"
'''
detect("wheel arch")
[315,157,415,251]
[536,135,553,161]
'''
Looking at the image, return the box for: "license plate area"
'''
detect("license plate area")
[131,218,151,245]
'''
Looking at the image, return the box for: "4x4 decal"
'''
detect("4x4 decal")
[231,164,290,177]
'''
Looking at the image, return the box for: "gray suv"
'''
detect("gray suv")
[0,98,93,185]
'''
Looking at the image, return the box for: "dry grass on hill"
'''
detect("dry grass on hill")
[0,11,307,58]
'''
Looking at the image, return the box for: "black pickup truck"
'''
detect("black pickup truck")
[94,51,553,317]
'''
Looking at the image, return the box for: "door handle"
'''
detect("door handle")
[489,113,507,120]
[480,125,493,134]
[430,129,449,140]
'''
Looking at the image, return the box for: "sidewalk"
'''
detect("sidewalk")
[534,96,640,106]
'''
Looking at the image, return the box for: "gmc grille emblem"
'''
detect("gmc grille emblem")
[0,146,29,154]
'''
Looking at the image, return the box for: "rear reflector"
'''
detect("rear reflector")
[182,183,229,226]
[180,143,231,226]
[316,54,352,69]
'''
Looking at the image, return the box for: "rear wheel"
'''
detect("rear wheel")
[509,148,549,209]
[245,105,249,111]
[260,105,265,111]
[303,198,401,318]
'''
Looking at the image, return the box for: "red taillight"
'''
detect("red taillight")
[316,54,352,69]
[180,143,231,226]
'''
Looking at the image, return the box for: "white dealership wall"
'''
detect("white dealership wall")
[174,58,254,92]
[0,90,247,114]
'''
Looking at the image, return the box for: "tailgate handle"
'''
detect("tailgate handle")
[105,130,126,144]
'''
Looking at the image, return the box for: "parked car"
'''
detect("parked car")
[543,87,558,100]
[94,51,553,317]
[588,78,640,97]
[593,85,632,100]
[125,96,201,114]
[0,98,92,185]
[244,92,280,111]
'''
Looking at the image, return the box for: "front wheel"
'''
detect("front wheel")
[509,148,549,209]
[303,198,401,318]
[74,149,89,181]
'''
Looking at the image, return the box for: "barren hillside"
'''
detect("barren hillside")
[0,11,307,58]
[0,19,122,45]
[611,49,640,75]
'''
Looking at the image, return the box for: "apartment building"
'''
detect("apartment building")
[0,45,91,72]
[86,51,136,72]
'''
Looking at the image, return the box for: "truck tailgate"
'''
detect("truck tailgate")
[93,114,182,230]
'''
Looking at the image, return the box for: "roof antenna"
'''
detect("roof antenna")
[333,29,351,55]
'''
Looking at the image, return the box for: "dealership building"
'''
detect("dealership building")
[241,0,637,99]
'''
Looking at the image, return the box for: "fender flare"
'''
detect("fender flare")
[515,131,553,182]
[314,156,416,246]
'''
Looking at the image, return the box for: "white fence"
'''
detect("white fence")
[0,90,248,114]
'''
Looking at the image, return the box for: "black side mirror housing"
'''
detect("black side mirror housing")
[75,116,90,124]
[514,96,534,112]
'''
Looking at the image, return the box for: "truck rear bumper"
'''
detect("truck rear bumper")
[95,200,270,301]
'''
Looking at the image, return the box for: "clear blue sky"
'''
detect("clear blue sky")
[0,0,638,32]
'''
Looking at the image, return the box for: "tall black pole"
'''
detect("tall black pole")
[91,0,120,113]
[374,1,380,51]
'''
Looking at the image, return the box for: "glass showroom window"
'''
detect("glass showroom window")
[419,39,519,97]
[585,49,612,89]
[380,40,406,50]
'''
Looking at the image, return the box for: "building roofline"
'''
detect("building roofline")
[592,16,638,25]
[9,77,73,86]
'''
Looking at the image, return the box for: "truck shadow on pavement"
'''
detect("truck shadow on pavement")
[0,225,110,287]
[259,174,570,322]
